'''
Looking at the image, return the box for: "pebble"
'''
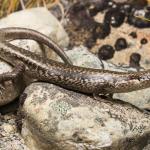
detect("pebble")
[129,52,141,67]
[114,37,128,51]
[129,31,137,38]
[98,44,115,60]
[141,38,148,45]
[110,10,125,27]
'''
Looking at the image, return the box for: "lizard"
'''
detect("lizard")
[0,40,150,96]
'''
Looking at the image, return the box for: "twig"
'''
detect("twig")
[134,15,150,22]
[20,0,25,9]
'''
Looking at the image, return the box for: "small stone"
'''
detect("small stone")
[3,123,16,134]
[141,38,148,45]
[98,45,115,60]
[115,37,128,51]
[129,53,141,67]
[129,31,137,38]
[110,10,125,27]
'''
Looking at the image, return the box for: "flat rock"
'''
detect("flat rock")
[21,82,150,150]
[0,7,69,106]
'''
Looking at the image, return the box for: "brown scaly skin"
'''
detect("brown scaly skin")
[0,27,72,65]
[1,41,150,94]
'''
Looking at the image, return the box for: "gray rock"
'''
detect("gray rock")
[21,83,150,150]
[0,7,69,106]
[59,46,103,68]
[64,46,141,72]
[0,114,29,150]
[0,7,69,54]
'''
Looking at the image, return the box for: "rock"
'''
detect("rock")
[0,113,29,150]
[58,46,103,68]
[19,47,150,150]
[0,7,69,59]
[0,7,69,106]
[21,82,150,150]
[113,88,150,110]
[61,46,140,71]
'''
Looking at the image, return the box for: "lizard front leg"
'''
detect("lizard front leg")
[0,62,25,106]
